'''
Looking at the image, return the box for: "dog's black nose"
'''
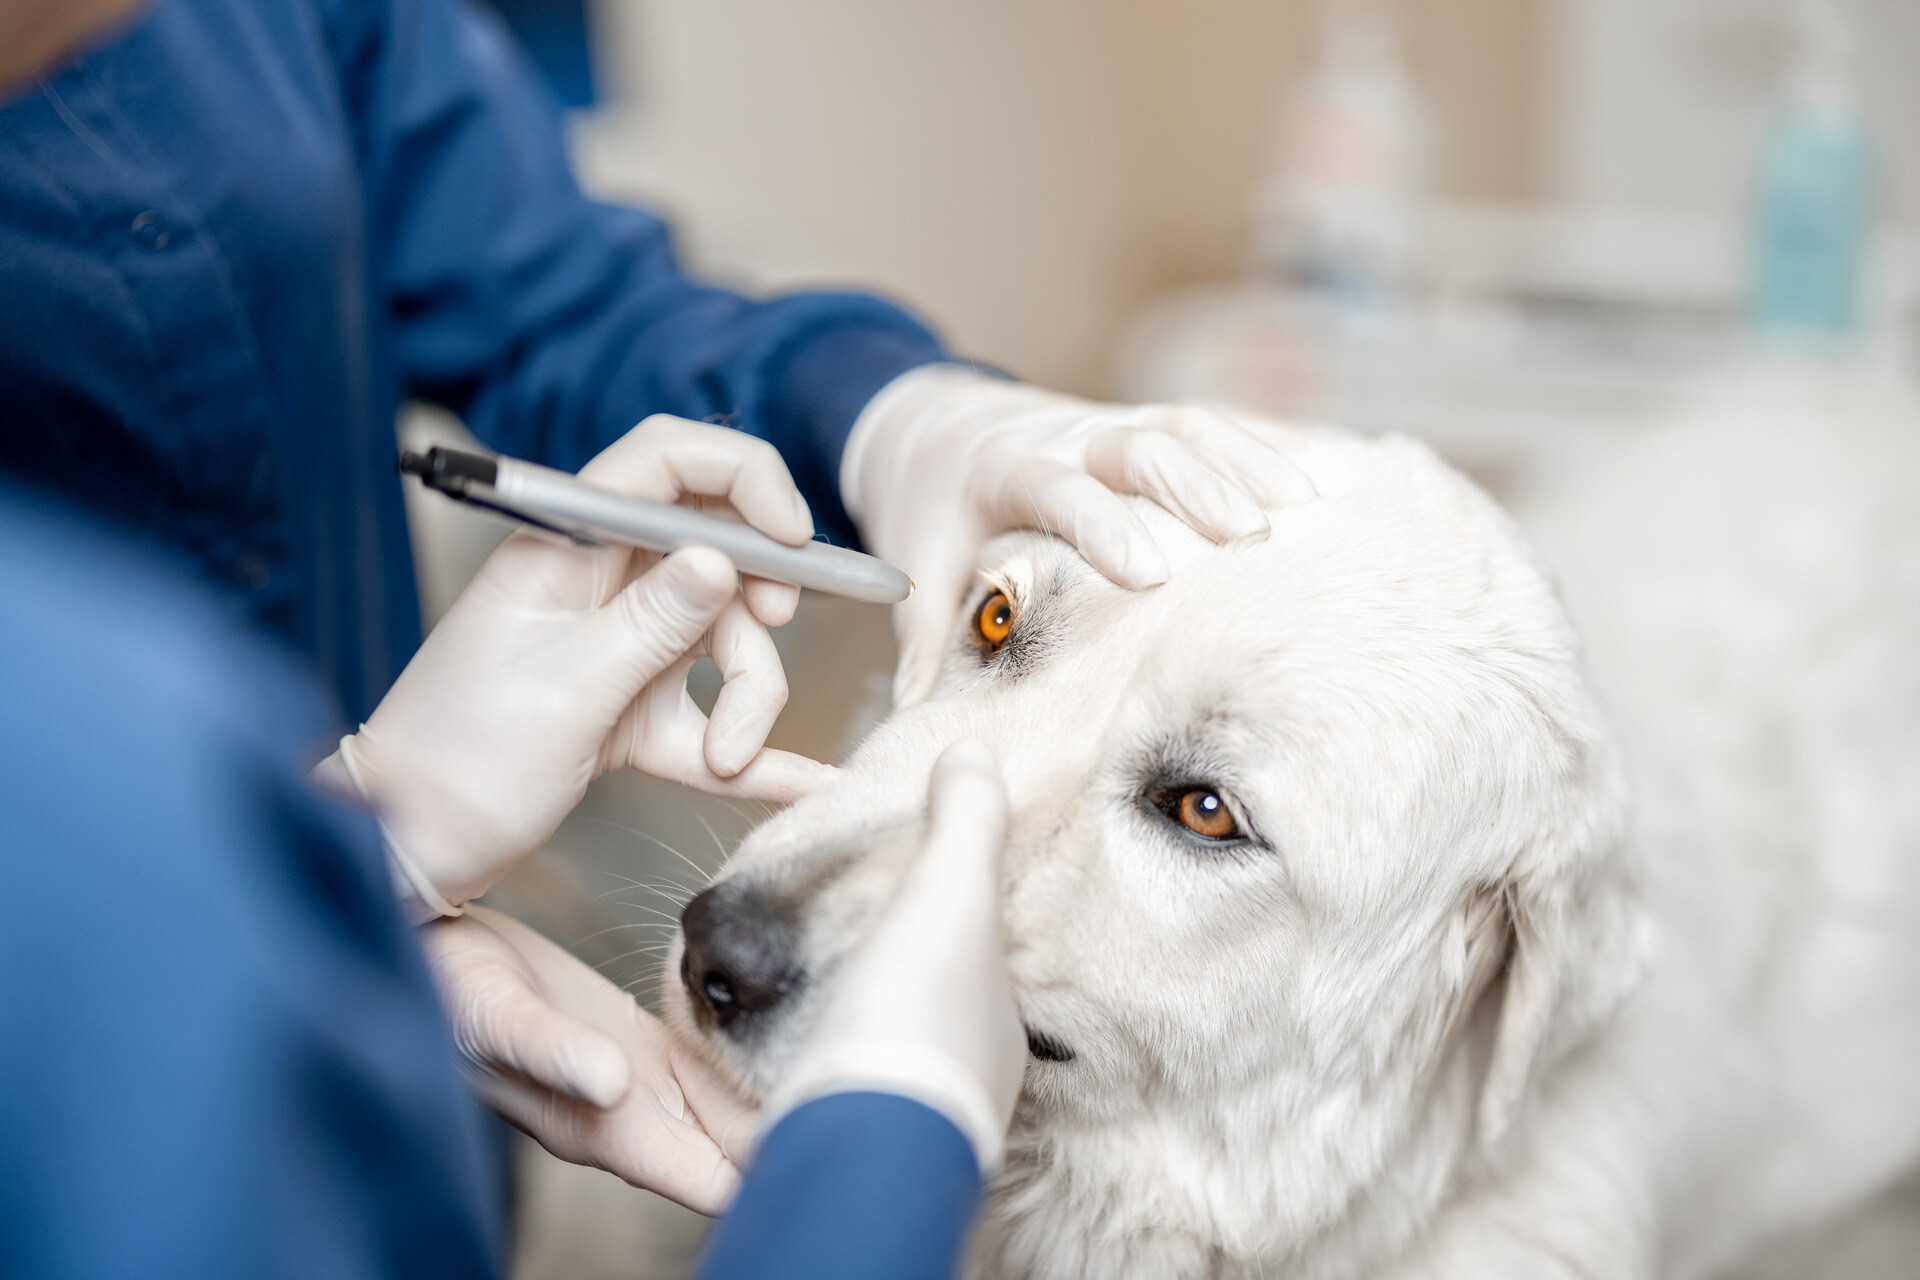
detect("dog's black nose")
[679,884,801,1031]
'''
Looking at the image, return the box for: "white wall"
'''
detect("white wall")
[1547,0,1918,223]
[573,0,1546,395]
[576,0,1142,394]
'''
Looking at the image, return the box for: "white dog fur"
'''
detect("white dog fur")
[666,366,1920,1279]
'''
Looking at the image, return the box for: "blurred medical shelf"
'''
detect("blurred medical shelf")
[1117,204,1920,484]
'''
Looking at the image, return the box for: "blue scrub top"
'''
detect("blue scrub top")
[0,488,986,1280]
[0,0,946,722]
[699,1092,983,1280]
[0,488,504,1279]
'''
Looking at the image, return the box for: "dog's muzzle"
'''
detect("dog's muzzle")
[679,882,804,1032]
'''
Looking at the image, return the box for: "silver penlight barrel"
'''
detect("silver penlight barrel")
[399,446,914,605]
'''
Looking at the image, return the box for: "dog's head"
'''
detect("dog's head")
[666,426,1646,1276]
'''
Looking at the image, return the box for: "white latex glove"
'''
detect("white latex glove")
[764,741,1023,1172]
[842,365,1319,705]
[424,905,760,1216]
[318,416,834,912]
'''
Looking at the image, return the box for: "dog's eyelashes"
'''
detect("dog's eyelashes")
[1025,1027,1076,1062]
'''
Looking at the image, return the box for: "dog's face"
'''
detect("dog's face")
[666,428,1644,1278]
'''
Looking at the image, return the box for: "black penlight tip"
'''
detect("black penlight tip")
[394,445,498,495]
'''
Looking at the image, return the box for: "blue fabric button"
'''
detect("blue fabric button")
[130,210,172,251]
[236,552,272,589]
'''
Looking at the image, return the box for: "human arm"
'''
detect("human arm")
[697,742,1022,1280]
[316,416,832,913]
[843,367,1321,704]
[321,0,944,547]
[697,1093,982,1280]
[323,0,1316,695]
[310,417,818,1204]
[0,490,501,1280]
[422,906,759,1216]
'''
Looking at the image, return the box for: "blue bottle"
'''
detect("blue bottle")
[1751,3,1873,344]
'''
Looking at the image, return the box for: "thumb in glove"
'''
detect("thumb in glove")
[764,740,1025,1172]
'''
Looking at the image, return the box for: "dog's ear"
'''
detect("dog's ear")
[1473,759,1651,1156]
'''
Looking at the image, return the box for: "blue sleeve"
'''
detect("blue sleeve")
[698,1092,984,1280]
[322,0,947,546]
[0,490,502,1280]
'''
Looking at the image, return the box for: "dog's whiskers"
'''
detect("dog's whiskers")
[688,808,731,865]
[592,869,700,901]
[571,920,678,945]
[591,881,698,919]
[580,818,719,886]
[600,902,682,926]
[594,941,681,971]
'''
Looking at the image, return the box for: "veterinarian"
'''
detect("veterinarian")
[1,467,1021,1278]
[0,0,1257,1269]
[0,0,1307,725]
[2,0,1305,1208]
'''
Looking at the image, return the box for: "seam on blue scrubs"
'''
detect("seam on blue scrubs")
[0,0,945,722]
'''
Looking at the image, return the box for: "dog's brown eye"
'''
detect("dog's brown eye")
[976,591,1015,651]
[1177,789,1237,839]
[1144,783,1251,847]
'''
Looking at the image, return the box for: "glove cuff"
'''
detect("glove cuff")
[333,733,467,923]
[765,1039,1008,1174]
[838,362,1014,531]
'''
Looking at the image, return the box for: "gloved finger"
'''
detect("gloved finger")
[610,660,836,802]
[671,494,800,627]
[700,597,789,779]
[577,995,749,1215]
[479,1060,745,1216]
[422,916,633,1110]
[985,456,1171,591]
[467,525,648,615]
[708,747,838,803]
[458,907,749,1214]
[586,547,740,694]
[914,740,1011,900]
[904,740,1027,1144]
[612,1096,746,1216]
[670,1037,764,1170]
[1140,404,1319,508]
[1085,426,1271,544]
[580,415,814,547]
[777,739,1024,1169]
[839,741,1011,974]
[888,531,979,708]
[601,651,697,776]
[741,575,800,628]
[469,983,633,1111]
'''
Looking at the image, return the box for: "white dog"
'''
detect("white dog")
[665,376,1920,1280]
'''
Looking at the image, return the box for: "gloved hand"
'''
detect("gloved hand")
[423,905,759,1216]
[842,365,1318,705]
[764,741,1024,1172]
[317,416,834,913]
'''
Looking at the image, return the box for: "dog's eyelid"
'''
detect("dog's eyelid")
[973,566,1030,614]
[968,563,1045,661]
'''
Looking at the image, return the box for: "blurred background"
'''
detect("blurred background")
[399,1,1918,1273]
